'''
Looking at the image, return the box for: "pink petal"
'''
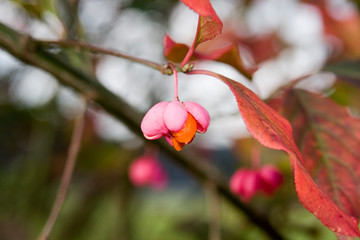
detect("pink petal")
[141,102,169,139]
[184,101,210,133]
[164,101,188,132]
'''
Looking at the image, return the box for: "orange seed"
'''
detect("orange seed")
[171,113,197,144]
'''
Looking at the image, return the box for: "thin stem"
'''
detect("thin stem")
[205,181,221,240]
[169,64,179,101]
[37,109,86,240]
[251,143,261,169]
[181,16,200,67]
[181,45,195,68]
[36,40,172,75]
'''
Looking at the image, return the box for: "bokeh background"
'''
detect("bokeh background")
[1,0,359,239]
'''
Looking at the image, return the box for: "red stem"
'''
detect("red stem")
[181,16,201,67]
[251,143,261,169]
[169,64,179,101]
[181,45,196,67]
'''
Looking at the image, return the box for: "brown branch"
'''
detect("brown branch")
[37,107,86,240]
[36,40,173,75]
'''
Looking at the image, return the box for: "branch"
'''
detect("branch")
[0,22,285,240]
[36,40,173,75]
[37,106,86,240]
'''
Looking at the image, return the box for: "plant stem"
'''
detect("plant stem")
[36,40,173,75]
[181,45,195,68]
[169,64,179,101]
[205,181,221,240]
[37,108,86,240]
[252,143,261,169]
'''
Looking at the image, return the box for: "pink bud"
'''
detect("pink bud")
[258,165,283,195]
[129,155,168,190]
[230,169,261,202]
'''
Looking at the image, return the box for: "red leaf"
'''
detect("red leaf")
[296,90,360,217]
[277,89,360,237]
[163,35,256,79]
[163,35,190,63]
[194,15,222,46]
[179,0,222,46]
[189,70,360,238]
[180,0,222,25]
[179,0,223,66]
[238,33,283,64]
[294,162,360,237]
[196,44,257,80]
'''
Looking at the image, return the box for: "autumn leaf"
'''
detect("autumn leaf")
[163,35,190,63]
[194,15,222,46]
[179,0,222,26]
[237,33,283,64]
[177,0,223,66]
[278,89,360,237]
[179,0,223,47]
[164,36,256,79]
[196,44,257,80]
[189,69,360,238]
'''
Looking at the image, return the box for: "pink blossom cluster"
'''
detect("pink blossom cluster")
[230,165,283,202]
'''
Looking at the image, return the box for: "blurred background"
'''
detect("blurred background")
[0,0,359,239]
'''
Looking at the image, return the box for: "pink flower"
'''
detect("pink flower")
[230,165,283,201]
[230,169,260,202]
[141,101,210,151]
[129,155,167,190]
[258,165,283,195]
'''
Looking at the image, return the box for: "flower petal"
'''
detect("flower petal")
[141,102,169,139]
[164,101,188,132]
[184,101,210,133]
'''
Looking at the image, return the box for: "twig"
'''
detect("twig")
[205,181,221,240]
[36,40,173,75]
[37,108,86,240]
